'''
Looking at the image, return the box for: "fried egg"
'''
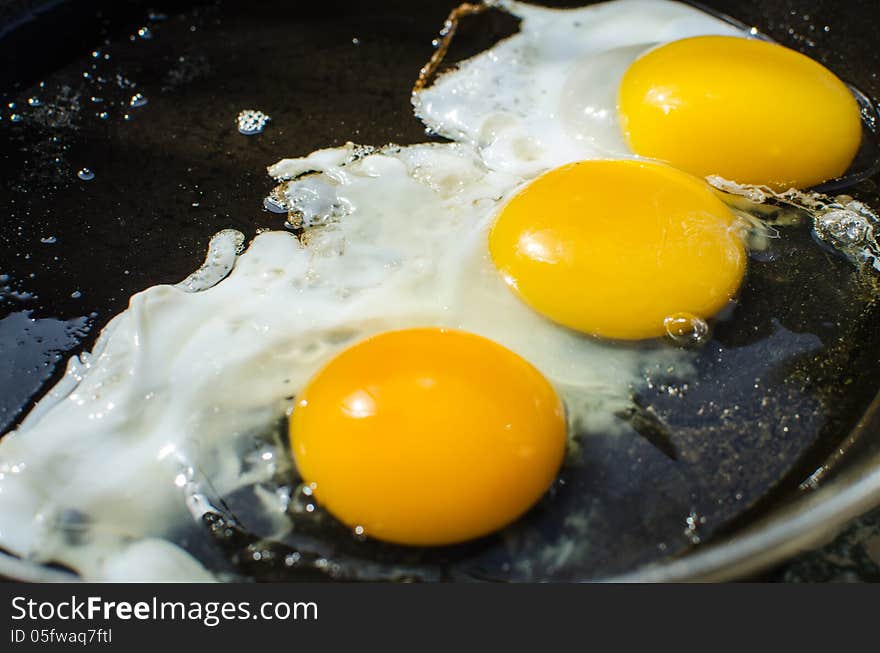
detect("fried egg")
[0,143,688,579]
[618,35,862,190]
[414,0,863,189]
[290,327,567,546]
[488,159,747,339]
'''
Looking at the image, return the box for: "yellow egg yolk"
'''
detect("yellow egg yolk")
[488,159,746,340]
[618,35,862,191]
[288,328,567,546]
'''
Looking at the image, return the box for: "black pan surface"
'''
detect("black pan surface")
[1,0,879,581]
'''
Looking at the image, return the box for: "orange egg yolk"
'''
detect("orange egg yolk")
[288,328,567,546]
[488,159,746,340]
[618,35,862,191]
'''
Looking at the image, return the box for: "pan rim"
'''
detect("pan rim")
[606,393,880,582]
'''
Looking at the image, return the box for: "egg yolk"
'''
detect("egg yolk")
[288,328,566,546]
[618,36,862,191]
[489,159,746,340]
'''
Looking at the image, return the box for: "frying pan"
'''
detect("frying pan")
[1,0,879,582]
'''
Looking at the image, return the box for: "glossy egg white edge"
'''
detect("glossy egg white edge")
[0,141,691,581]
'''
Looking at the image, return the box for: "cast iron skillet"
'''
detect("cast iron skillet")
[1,0,879,582]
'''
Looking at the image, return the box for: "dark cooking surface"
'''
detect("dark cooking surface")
[1,0,880,580]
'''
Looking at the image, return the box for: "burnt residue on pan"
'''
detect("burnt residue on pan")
[1,0,879,580]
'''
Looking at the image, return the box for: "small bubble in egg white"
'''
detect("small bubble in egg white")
[96,111,109,120]
[236,109,271,135]
[40,236,57,244]
[264,196,288,214]
[9,113,22,123]
[683,511,703,544]
[663,313,709,346]
[129,93,148,108]
[815,210,870,245]
[77,168,95,181]
[27,97,41,107]
[137,26,153,39]
[71,291,82,299]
